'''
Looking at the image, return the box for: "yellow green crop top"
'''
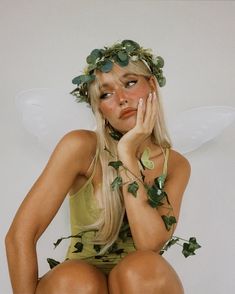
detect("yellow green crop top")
[66,147,170,275]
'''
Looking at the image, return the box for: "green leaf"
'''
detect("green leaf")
[94,244,101,253]
[157,56,164,67]
[118,50,128,61]
[86,49,103,64]
[109,129,123,141]
[186,237,201,252]
[156,174,166,189]
[158,77,166,87]
[72,241,83,253]
[115,248,125,255]
[100,59,113,72]
[116,58,129,67]
[148,197,164,208]
[108,160,123,170]
[147,184,166,208]
[161,215,177,231]
[121,40,140,51]
[53,237,63,248]
[128,181,139,197]
[182,243,196,258]
[72,74,94,85]
[111,176,123,190]
[47,258,60,269]
[140,148,155,170]
[164,237,180,251]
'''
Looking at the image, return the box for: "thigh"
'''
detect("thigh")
[108,250,184,294]
[36,259,109,294]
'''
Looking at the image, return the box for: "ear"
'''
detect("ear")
[148,75,157,92]
[148,75,160,98]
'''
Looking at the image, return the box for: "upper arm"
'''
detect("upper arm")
[7,130,97,242]
[158,150,191,237]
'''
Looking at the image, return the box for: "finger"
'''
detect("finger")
[135,97,144,126]
[143,92,153,127]
[149,92,158,125]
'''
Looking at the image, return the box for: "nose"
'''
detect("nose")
[116,88,128,106]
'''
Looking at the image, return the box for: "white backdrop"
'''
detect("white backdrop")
[1,1,235,293]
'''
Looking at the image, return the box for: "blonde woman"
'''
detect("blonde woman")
[6,40,192,294]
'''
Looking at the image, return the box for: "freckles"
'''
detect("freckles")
[100,104,115,118]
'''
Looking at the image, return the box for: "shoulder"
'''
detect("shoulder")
[168,148,191,181]
[52,130,97,175]
[58,129,97,151]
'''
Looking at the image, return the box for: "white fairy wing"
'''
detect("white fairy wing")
[15,88,96,152]
[168,106,235,154]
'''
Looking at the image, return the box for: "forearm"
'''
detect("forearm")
[119,155,170,251]
[5,235,38,294]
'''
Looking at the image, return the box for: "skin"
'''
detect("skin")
[5,64,190,294]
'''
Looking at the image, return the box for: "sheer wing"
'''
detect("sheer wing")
[15,90,235,155]
[15,88,96,152]
[168,106,235,154]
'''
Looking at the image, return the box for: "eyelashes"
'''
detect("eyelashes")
[100,80,138,99]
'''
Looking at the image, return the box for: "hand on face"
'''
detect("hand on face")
[117,92,158,158]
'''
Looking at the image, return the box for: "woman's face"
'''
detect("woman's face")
[97,64,155,133]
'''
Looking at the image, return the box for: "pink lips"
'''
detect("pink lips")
[119,107,137,119]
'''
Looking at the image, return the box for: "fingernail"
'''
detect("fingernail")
[139,98,143,106]
[149,93,152,101]
[153,92,157,100]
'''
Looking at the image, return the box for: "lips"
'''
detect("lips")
[119,107,137,119]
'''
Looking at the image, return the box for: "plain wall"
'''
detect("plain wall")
[1,1,235,293]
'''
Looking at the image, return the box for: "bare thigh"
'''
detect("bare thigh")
[36,259,109,294]
[108,250,184,294]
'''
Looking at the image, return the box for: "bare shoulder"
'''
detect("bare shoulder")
[168,148,191,180]
[59,129,97,150]
[54,129,97,175]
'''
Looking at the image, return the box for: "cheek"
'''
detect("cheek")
[99,102,115,119]
[130,81,151,100]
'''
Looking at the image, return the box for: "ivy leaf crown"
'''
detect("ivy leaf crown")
[70,39,166,104]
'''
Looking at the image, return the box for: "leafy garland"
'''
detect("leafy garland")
[47,145,201,269]
[107,141,201,258]
[70,39,166,104]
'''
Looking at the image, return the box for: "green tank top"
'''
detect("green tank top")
[66,147,170,274]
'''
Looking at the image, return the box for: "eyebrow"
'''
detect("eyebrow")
[99,73,138,90]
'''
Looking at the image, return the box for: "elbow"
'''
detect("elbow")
[5,226,37,252]
[5,230,17,255]
[134,234,169,253]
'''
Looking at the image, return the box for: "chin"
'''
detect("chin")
[113,118,137,134]
[119,124,135,134]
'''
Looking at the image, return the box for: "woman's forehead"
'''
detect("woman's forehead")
[96,66,138,88]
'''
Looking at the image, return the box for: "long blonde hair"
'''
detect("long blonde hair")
[79,60,172,255]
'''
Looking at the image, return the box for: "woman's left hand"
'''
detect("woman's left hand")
[117,92,157,160]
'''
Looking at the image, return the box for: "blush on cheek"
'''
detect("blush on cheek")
[100,104,114,117]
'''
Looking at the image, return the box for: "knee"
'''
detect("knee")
[110,250,167,288]
[36,260,107,294]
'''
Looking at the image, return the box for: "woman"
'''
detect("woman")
[6,40,191,293]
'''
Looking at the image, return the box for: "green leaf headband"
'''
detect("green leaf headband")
[70,40,166,105]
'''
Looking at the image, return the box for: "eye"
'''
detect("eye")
[100,92,113,99]
[126,80,137,88]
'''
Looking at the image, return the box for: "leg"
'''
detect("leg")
[108,250,184,294]
[36,259,109,294]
